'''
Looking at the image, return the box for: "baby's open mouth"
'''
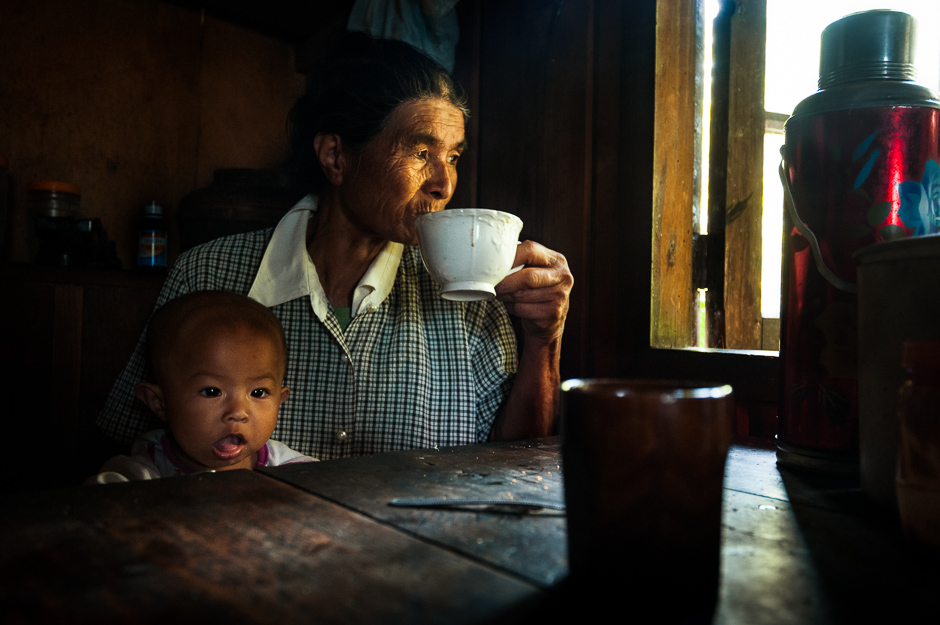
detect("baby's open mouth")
[213,433,246,459]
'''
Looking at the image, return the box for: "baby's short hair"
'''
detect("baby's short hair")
[145,290,287,383]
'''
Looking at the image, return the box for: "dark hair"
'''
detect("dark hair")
[146,290,287,383]
[285,32,469,194]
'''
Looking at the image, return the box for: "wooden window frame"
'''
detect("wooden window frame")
[653,0,767,350]
[649,0,777,435]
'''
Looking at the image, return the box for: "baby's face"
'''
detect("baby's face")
[158,326,288,472]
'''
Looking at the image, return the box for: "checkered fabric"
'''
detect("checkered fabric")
[96,228,518,460]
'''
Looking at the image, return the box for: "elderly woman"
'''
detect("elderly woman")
[98,33,573,460]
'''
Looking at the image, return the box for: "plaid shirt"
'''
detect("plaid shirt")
[97,199,518,460]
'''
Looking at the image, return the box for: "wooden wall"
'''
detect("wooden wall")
[0,0,305,270]
[453,0,654,383]
[475,1,595,379]
[0,0,305,490]
[458,0,778,428]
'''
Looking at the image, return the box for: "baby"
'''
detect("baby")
[90,290,316,484]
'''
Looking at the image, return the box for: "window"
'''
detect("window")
[653,0,940,352]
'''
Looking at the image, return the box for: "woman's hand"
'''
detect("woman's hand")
[489,241,571,442]
[495,241,573,343]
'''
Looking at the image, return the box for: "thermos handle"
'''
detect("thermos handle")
[779,158,858,294]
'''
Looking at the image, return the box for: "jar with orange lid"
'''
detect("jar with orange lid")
[28,180,81,219]
[29,180,82,265]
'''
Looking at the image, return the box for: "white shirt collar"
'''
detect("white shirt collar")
[248,195,403,323]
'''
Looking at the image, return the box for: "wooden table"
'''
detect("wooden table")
[1,437,937,623]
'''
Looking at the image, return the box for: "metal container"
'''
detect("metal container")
[855,235,940,508]
[779,10,940,474]
[177,169,303,252]
[28,180,81,218]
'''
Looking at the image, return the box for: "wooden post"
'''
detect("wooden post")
[723,0,767,349]
[651,0,701,348]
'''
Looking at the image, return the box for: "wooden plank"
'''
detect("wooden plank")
[717,490,826,625]
[771,485,940,624]
[451,0,482,211]
[76,279,163,482]
[723,0,766,349]
[52,283,83,432]
[2,277,56,492]
[705,0,733,348]
[196,15,306,188]
[724,442,788,501]
[587,0,627,375]
[718,445,940,624]
[475,0,593,379]
[651,0,699,348]
[2,263,165,491]
[264,441,787,592]
[262,438,566,587]
[0,470,542,625]
[80,280,162,428]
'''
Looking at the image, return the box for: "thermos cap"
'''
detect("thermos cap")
[819,9,917,89]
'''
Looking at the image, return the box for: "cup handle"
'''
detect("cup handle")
[508,241,524,274]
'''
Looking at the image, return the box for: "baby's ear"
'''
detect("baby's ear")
[134,382,167,421]
[279,386,290,407]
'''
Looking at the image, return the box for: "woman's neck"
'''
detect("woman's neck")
[307,195,385,308]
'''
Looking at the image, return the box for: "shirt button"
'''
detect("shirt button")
[340,354,349,363]
[366,303,378,313]
[336,430,348,441]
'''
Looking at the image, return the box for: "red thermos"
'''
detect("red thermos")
[779,10,940,474]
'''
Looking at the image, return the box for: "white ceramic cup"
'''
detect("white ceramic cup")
[415,208,524,301]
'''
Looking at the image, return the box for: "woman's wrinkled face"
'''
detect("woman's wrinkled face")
[339,98,466,245]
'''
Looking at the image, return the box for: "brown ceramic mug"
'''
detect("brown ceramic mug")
[560,378,734,622]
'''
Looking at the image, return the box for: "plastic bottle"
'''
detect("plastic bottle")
[137,201,167,271]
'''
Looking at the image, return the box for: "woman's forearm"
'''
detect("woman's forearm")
[490,335,562,442]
